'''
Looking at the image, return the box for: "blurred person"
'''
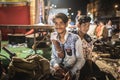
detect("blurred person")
[87,20,98,39]
[48,13,55,25]
[50,13,85,80]
[77,16,92,60]
[77,16,101,80]
[67,18,74,27]
[106,20,113,41]
[66,18,73,31]
[66,18,76,32]
[75,10,82,25]
[95,21,108,41]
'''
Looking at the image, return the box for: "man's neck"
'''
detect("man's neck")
[78,31,84,40]
[58,31,66,42]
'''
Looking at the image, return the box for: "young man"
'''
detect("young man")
[50,13,85,80]
[77,16,92,60]
[77,16,101,80]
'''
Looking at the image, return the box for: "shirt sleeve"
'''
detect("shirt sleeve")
[50,42,60,68]
[50,32,60,67]
[71,37,85,74]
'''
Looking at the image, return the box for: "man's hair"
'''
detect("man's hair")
[53,13,68,24]
[77,10,81,12]
[78,16,91,25]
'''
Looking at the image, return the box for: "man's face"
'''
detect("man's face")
[54,18,67,34]
[78,22,90,34]
[78,11,81,15]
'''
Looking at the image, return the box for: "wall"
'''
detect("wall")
[0,3,30,40]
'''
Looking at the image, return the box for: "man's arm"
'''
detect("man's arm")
[71,37,85,74]
[50,32,64,67]
[50,44,59,68]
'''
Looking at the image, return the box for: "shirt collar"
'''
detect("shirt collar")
[57,31,69,43]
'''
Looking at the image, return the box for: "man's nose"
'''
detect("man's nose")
[56,24,61,28]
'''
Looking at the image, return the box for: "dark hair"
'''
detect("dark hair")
[94,20,98,24]
[53,13,68,24]
[78,16,91,25]
[98,20,106,25]
[77,10,81,12]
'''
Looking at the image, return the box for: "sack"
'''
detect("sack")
[79,60,116,80]
[79,60,101,80]
[8,54,50,80]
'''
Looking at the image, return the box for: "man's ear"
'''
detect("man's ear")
[66,22,68,27]
[76,23,80,28]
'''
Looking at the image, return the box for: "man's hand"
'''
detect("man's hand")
[57,53,64,58]
[52,40,64,58]
[53,64,61,71]
[52,40,61,51]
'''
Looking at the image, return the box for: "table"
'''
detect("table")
[0,24,54,29]
[0,24,54,53]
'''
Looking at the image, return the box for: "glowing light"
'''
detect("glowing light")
[115,4,118,8]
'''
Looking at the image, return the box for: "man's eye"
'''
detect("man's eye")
[60,22,63,24]
[60,22,64,25]
[55,23,58,25]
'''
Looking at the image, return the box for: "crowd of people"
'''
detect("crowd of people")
[49,10,119,79]
[0,10,119,80]
[50,12,96,80]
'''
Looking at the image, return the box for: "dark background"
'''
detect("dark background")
[45,0,90,20]
[45,0,120,18]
